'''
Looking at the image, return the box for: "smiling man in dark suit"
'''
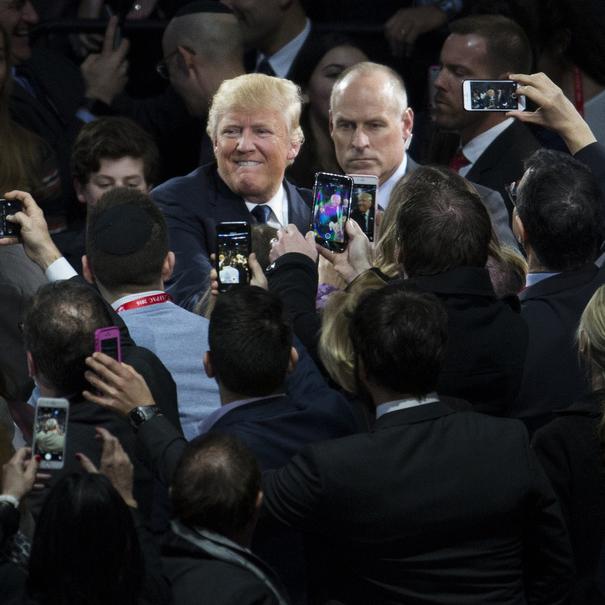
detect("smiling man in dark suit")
[152,73,312,310]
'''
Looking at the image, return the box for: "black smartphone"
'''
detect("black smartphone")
[215,222,251,292]
[0,199,21,238]
[311,172,353,252]
[350,174,378,242]
[463,80,526,112]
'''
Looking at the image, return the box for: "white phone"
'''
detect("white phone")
[33,397,69,469]
[463,79,525,112]
[350,174,379,242]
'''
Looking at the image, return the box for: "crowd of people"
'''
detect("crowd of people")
[1,0,605,604]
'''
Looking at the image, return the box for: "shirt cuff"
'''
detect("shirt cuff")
[45,257,78,282]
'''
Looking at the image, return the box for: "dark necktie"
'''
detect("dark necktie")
[449,148,471,173]
[251,204,272,224]
[256,56,275,76]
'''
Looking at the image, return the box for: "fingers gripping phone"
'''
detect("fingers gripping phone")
[215,222,251,292]
[33,398,69,469]
[0,199,22,238]
[350,174,378,242]
[312,172,354,253]
[463,80,526,112]
[94,326,122,362]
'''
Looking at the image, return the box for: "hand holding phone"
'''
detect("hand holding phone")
[33,398,69,469]
[463,80,525,112]
[312,172,353,252]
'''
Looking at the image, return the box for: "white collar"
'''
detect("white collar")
[376,155,408,211]
[461,118,514,167]
[111,290,165,311]
[375,392,439,419]
[245,185,288,228]
[258,19,311,78]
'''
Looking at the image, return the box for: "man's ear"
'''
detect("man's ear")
[26,351,36,379]
[177,45,196,73]
[74,179,87,205]
[512,211,527,247]
[82,255,95,284]
[203,351,215,378]
[286,346,299,374]
[161,251,175,283]
[286,138,302,163]
[402,106,414,142]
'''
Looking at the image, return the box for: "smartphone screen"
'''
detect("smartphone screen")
[0,199,21,238]
[312,172,353,252]
[463,80,525,111]
[216,222,251,292]
[350,175,378,242]
[94,327,122,362]
[33,399,69,469]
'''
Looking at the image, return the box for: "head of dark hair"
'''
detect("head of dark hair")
[516,149,603,271]
[296,32,366,90]
[394,167,492,276]
[350,285,448,396]
[449,14,533,75]
[27,473,143,605]
[209,286,292,396]
[71,117,159,186]
[23,281,114,394]
[171,432,261,540]
[526,0,605,85]
[86,187,169,291]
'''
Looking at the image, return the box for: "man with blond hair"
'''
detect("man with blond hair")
[152,73,312,310]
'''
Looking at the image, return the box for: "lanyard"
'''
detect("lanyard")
[116,293,172,313]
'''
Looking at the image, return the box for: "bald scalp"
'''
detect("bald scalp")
[163,12,243,63]
[330,61,409,115]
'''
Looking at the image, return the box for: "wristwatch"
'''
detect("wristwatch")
[128,405,161,430]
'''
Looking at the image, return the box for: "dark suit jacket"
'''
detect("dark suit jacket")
[0,246,46,400]
[151,163,312,310]
[407,267,528,416]
[575,142,605,200]
[513,263,605,424]
[263,401,573,605]
[532,391,605,605]
[465,120,542,215]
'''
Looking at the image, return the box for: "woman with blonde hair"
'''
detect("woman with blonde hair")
[532,285,605,605]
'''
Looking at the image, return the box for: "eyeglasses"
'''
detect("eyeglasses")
[156,49,179,80]
[505,181,518,208]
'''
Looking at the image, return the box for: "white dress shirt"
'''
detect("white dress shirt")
[375,392,440,419]
[256,19,311,78]
[377,155,408,211]
[245,185,288,229]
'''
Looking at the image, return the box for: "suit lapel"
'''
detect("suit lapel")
[285,180,312,232]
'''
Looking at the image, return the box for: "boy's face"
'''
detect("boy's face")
[75,156,150,206]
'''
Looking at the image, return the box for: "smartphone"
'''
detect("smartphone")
[350,174,378,242]
[312,172,353,252]
[463,80,525,112]
[216,222,251,292]
[33,398,69,469]
[94,326,122,362]
[0,199,21,238]
[103,5,122,50]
